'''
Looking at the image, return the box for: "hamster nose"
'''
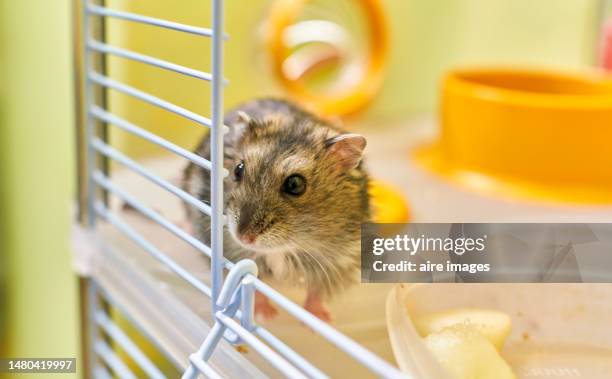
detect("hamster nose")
[239,232,257,245]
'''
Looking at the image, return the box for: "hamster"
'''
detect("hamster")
[182,99,370,321]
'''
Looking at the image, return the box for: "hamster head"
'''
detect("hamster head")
[226,112,368,255]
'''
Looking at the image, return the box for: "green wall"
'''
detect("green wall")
[0,0,78,377]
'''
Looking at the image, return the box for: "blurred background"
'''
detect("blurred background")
[0,0,610,377]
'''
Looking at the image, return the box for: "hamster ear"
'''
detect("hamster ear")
[236,111,252,125]
[229,111,252,141]
[325,133,367,170]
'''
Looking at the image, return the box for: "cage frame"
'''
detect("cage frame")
[73,0,405,377]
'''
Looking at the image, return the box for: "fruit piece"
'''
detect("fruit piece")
[414,308,511,350]
[424,324,516,379]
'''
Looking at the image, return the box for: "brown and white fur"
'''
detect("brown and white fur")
[182,99,370,321]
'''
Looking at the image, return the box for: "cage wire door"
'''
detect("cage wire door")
[74,0,405,378]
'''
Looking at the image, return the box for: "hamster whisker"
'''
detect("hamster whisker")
[292,247,334,295]
[267,226,332,286]
[275,229,339,294]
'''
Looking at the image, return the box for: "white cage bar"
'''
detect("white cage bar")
[75,0,406,378]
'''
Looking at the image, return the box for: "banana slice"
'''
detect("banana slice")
[414,308,511,351]
[424,324,516,379]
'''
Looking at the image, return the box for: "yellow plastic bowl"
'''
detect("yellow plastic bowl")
[415,68,612,204]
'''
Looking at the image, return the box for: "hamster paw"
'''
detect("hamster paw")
[254,292,278,321]
[304,292,332,322]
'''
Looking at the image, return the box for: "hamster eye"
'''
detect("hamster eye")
[234,161,245,182]
[282,174,306,196]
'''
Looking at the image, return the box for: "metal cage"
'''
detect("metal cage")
[73,0,404,377]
